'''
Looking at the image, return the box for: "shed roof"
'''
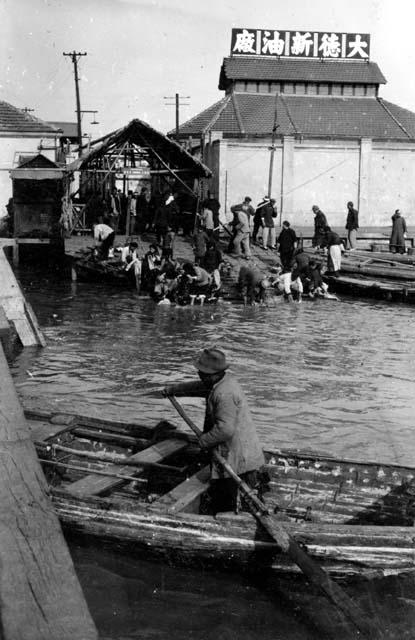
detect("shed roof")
[48,121,77,138]
[0,101,60,136]
[219,57,386,89]
[176,94,415,141]
[74,118,211,178]
[10,153,64,180]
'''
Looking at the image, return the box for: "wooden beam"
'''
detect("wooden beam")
[0,343,97,639]
[66,438,189,496]
[154,465,210,512]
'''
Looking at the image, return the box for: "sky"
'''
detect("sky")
[1,0,415,141]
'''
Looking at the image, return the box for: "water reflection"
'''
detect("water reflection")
[9,266,415,639]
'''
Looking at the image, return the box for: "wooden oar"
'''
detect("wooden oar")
[167,394,384,639]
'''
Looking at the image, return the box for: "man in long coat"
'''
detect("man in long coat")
[390,209,407,254]
[311,205,328,248]
[164,347,264,513]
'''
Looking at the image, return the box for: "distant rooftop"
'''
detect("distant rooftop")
[0,101,60,136]
[219,57,387,90]
[48,121,77,139]
[175,94,415,141]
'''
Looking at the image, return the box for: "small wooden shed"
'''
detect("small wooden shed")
[10,154,65,238]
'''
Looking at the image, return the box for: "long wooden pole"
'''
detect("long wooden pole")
[167,394,384,640]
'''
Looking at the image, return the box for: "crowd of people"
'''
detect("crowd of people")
[90,185,412,305]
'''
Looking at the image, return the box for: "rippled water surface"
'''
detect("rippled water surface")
[9,266,415,639]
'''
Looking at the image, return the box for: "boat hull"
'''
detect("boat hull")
[53,492,415,579]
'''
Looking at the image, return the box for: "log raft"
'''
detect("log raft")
[0,345,97,640]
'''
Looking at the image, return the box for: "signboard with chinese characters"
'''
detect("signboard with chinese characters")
[231,29,370,60]
[115,167,151,179]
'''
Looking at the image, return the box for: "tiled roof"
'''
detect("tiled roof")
[0,101,59,135]
[48,121,77,138]
[175,97,233,137]
[379,100,415,138]
[177,94,415,141]
[219,57,386,89]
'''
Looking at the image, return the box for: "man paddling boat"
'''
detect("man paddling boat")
[164,347,264,514]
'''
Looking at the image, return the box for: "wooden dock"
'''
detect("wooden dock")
[0,341,97,639]
[0,239,45,347]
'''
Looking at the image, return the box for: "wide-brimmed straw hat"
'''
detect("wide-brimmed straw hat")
[194,348,229,374]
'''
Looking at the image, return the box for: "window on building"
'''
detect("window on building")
[331,84,342,96]
[318,83,329,95]
[246,81,257,93]
[284,82,294,94]
[366,85,377,97]
[270,82,281,93]
[307,83,318,95]
[342,84,354,96]
[354,84,366,96]
[234,81,245,92]
[295,83,306,95]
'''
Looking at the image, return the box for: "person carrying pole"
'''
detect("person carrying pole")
[164,347,264,514]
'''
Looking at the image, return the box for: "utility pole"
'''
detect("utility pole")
[267,93,279,199]
[164,93,190,142]
[63,51,87,156]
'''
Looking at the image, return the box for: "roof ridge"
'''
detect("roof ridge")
[231,93,245,135]
[202,95,232,134]
[279,94,298,135]
[377,97,413,139]
[175,97,228,135]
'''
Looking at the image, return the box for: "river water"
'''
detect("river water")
[9,265,415,639]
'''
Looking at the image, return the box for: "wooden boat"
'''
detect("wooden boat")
[324,273,415,304]
[72,250,133,286]
[27,407,415,580]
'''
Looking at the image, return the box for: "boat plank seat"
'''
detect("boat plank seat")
[155,465,210,513]
[66,438,189,496]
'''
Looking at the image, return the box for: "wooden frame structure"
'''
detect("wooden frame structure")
[71,118,212,201]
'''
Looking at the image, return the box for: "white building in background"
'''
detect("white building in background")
[0,101,60,215]
[174,28,415,227]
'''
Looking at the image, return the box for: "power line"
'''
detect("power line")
[63,51,87,156]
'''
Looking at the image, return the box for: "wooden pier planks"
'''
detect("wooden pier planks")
[66,437,189,496]
[0,343,97,640]
[0,240,46,347]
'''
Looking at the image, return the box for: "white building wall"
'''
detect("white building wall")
[212,137,415,228]
[290,141,360,226]
[0,136,57,216]
[223,142,283,220]
[368,143,415,223]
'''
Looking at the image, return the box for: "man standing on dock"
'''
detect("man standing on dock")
[164,347,264,514]
[311,205,328,248]
[345,201,359,250]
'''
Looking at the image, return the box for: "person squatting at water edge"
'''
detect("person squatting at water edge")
[164,347,265,515]
[237,263,272,305]
[93,215,115,258]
